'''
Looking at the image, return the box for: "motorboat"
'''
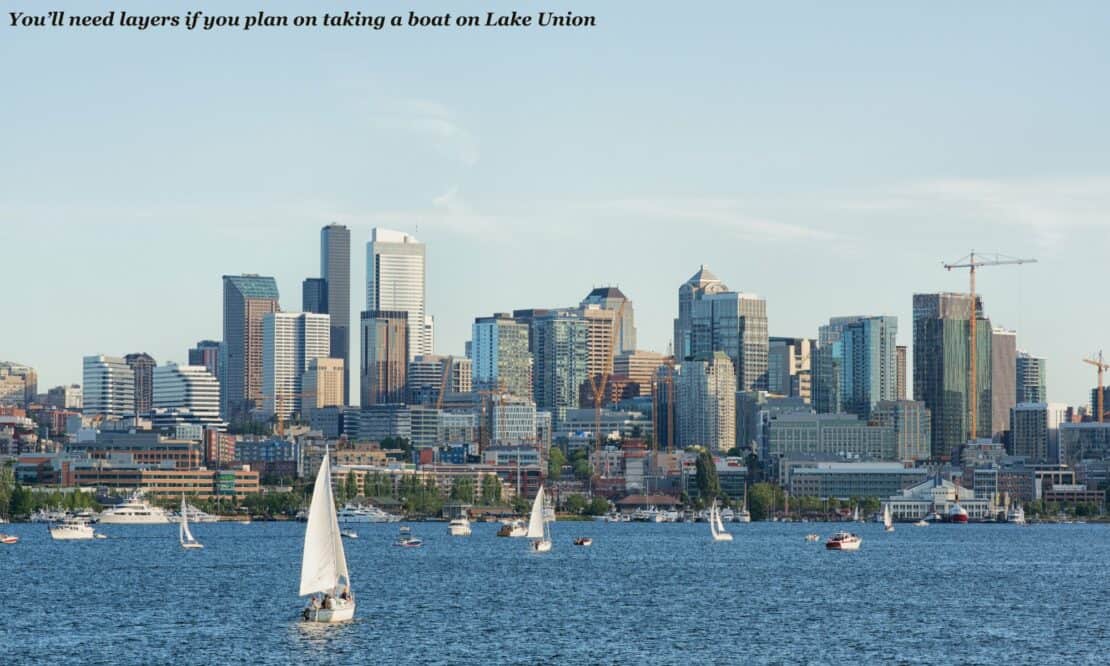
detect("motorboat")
[392,526,423,548]
[337,503,402,523]
[300,445,355,623]
[50,518,96,540]
[805,533,820,542]
[497,519,528,537]
[573,537,592,546]
[1006,504,1026,525]
[340,530,358,539]
[946,503,969,524]
[448,518,472,536]
[0,533,19,544]
[825,531,862,551]
[913,519,929,527]
[98,492,170,525]
[719,507,736,523]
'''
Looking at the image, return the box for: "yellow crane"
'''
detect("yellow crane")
[943,251,1036,442]
[1083,351,1109,423]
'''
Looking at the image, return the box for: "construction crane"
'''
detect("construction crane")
[943,251,1036,442]
[584,301,628,477]
[435,355,454,410]
[1083,351,1109,423]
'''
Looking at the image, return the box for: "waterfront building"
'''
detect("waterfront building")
[302,277,327,314]
[787,462,928,500]
[580,286,636,354]
[123,353,156,417]
[990,328,1017,441]
[768,337,813,402]
[882,476,991,521]
[896,345,907,401]
[614,350,669,398]
[676,351,736,451]
[767,413,896,460]
[688,285,769,392]
[360,310,408,407]
[222,274,280,418]
[366,228,430,360]
[471,313,533,400]
[1010,402,1067,463]
[531,310,589,427]
[1015,351,1047,404]
[0,362,37,407]
[45,384,83,410]
[812,316,897,418]
[152,363,225,431]
[673,265,729,361]
[871,400,932,462]
[83,355,135,420]
[302,357,345,418]
[912,293,992,459]
[261,312,331,420]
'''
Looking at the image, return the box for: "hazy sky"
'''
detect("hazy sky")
[3,1,1109,406]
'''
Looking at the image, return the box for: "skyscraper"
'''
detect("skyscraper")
[531,310,589,427]
[366,228,429,361]
[187,340,221,380]
[321,224,351,402]
[896,345,907,401]
[689,288,768,392]
[990,328,1017,441]
[222,274,280,418]
[262,312,331,420]
[614,350,669,398]
[471,314,532,399]
[580,286,636,354]
[677,351,736,451]
[768,337,813,402]
[302,277,326,314]
[912,293,992,459]
[152,363,225,431]
[82,355,135,420]
[1011,402,1066,463]
[406,355,472,404]
[811,316,897,418]
[674,266,728,361]
[302,357,345,417]
[360,310,408,407]
[124,352,156,417]
[872,400,932,462]
[1016,351,1047,404]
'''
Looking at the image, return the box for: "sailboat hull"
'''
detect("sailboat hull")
[303,602,355,623]
[531,539,552,553]
[712,533,733,542]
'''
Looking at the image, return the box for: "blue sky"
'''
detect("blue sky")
[2,1,1109,406]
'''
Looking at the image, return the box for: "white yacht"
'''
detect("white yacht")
[1007,504,1026,525]
[448,517,472,536]
[337,503,402,523]
[98,492,170,525]
[50,518,96,540]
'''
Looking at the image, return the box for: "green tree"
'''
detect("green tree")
[586,497,611,516]
[548,448,567,479]
[344,471,360,499]
[564,494,588,514]
[450,477,476,503]
[480,474,502,505]
[511,494,530,514]
[747,482,784,521]
[695,449,722,502]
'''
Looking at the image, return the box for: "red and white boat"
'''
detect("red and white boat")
[0,533,19,545]
[825,531,862,551]
[946,503,969,523]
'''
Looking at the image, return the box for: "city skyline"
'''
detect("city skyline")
[4,2,1110,405]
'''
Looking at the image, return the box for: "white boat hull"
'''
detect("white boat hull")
[181,542,204,549]
[98,514,170,525]
[532,539,552,553]
[448,521,472,536]
[303,601,355,623]
[712,533,733,542]
[50,525,95,540]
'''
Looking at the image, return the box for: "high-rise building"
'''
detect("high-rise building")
[406,355,472,405]
[222,274,280,418]
[895,345,907,401]
[152,363,225,431]
[580,286,637,355]
[301,357,345,417]
[262,312,331,420]
[0,362,37,407]
[614,350,669,398]
[531,311,589,427]
[871,400,932,462]
[187,340,221,381]
[321,224,351,403]
[676,351,736,451]
[579,306,618,383]
[82,355,135,419]
[768,337,814,402]
[1090,387,1110,422]
[652,365,679,452]
[812,316,897,419]
[1016,351,1047,404]
[46,384,83,410]
[302,277,326,314]
[360,310,408,407]
[366,228,429,360]
[674,266,728,361]
[1011,402,1066,463]
[912,293,992,459]
[688,286,769,392]
[124,353,156,416]
[990,328,1017,441]
[471,314,533,400]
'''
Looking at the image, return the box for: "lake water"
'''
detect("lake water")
[2,520,1107,664]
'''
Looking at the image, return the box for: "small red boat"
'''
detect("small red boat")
[0,534,19,545]
[947,503,969,523]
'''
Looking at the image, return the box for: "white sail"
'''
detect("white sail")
[299,447,350,596]
[709,501,719,537]
[526,486,546,538]
[883,504,893,530]
[180,496,196,544]
[714,506,726,534]
[852,505,860,522]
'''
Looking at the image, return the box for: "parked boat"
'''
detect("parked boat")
[393,526,423,548]
[883,504,894,532]
[169,503,219,524]
[299,446,355,623]
[497,519,528,537]
[913,519,929,527]
[30,508,67,523]
[805,533,820,542]
[1007,504,1026,525]
[825,531,862,551]
[0,533,19,544]
[709,500,733,542]
[179,496,203,550]
[573,536,592,546]
[340,530,358,540]
[337,503,402,523]
[98,492,170,525]
[448,518,472,536]
[50,518,96,540]
[528,486,553,553]
[946,503,969,524]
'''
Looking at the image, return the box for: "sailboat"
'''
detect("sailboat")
[882,503,894,532]
[852,504,861,522]
[527,485,552,553]
[300,446,355,623]
[709,500,733,542]
[180,495,203,549]
[736,491,751,523]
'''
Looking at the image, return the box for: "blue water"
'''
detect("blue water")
[2,520,1107,664]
